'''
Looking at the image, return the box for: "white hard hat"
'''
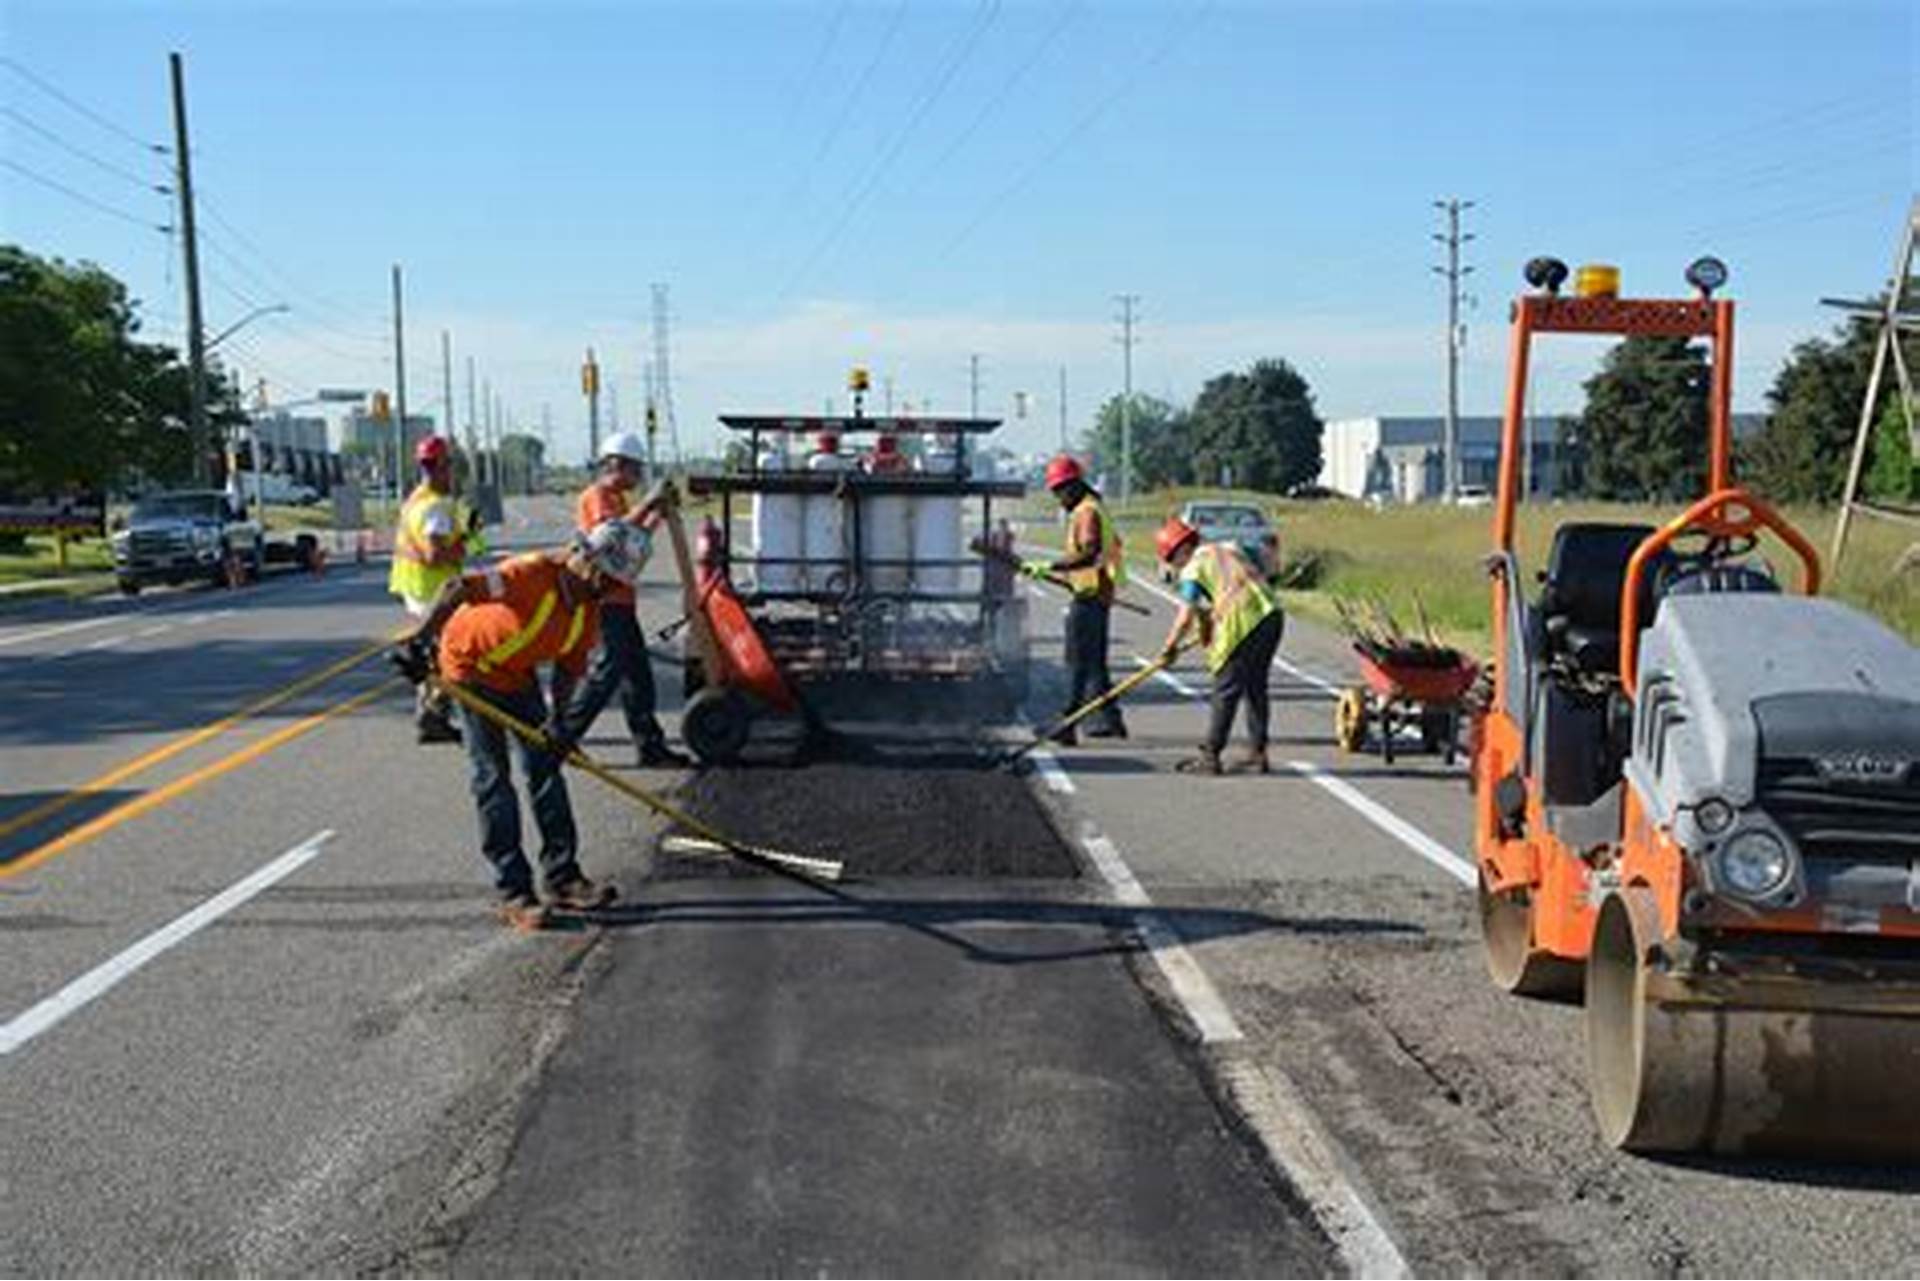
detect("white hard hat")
[577,520,646,584]
[599,431,648,466]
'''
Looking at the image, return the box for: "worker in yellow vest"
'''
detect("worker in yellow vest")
[1021,454,1128,744]
[389,435,483,743]
[1154,514,1284,775]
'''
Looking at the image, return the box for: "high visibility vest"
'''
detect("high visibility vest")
[1064,494,1126,598]
[476,579,590,678]
[388,482,474,602]
[1182,541,1278,673]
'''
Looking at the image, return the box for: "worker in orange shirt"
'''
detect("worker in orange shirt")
[573,432,688,768]
[393,522,643,929]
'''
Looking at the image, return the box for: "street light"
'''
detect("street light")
[206,302,290,352]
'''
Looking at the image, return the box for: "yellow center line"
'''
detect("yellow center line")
[0,634,397,846]
[0,677,402,880]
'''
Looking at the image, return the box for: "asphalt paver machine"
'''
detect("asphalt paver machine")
[1472,254,1920,1158]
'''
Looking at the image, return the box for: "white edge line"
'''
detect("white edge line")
[0,829,336,1055]
[1030,727,1410,1278]
[0,614,122,649]
[1285,759,1477,887]
[1218,1059,1413,1280]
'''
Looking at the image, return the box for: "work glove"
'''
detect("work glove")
[1019,559,1052,581]
[388,634,433,686]
[1157,641,1181,665]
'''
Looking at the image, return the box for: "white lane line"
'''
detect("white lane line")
[83,634,128,652]
[1284,759,1476,887]
[0,615,123,649]
[0,829,335,1056]
[135,623,174,639]
[1029,738,1409,1278]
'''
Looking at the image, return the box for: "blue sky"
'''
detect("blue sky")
[3,0,1914,462]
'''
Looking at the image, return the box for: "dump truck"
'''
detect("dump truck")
[1471,254,1920,1160]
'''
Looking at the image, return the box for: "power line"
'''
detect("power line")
[1,105,170,192]
[778,0,1003,301]
[196,188,388,339]
[933,1,1213,261]
[901,0,1080,199]
[1,156,171,231]
[198,234,387,350]
[0,55,168,155]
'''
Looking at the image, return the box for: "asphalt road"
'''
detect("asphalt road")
[0,497,1913,1278]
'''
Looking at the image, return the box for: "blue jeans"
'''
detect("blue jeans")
[456,681,580,897]
[562,603,668,755]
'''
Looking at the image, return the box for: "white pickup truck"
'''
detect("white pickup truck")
[110,490,265,595]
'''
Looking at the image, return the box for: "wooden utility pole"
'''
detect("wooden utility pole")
[169,53,209,483]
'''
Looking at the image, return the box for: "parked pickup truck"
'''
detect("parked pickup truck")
[111,490,265,595]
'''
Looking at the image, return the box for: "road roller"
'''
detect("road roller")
[1471,253,1920,1160]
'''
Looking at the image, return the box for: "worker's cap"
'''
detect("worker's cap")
[575,520,646,584]
[1155,515,1199,563]
[1044,453,1084,490]
[598,431,648,467]
[416,435,452,466]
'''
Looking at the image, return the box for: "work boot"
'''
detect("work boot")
[1049,724,1080,747]
[639,742,692,769]
[1232,746,1271,775]
[1174,748,1223,776]
[496,890,550,932]
[547,872,617,912]
[1085,720,1129,740]
[416,715,462,745]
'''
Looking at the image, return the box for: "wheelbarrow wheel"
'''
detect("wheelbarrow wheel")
[1420,708,1455,761]
[683,686,752,765]
[1334,688,1369,753]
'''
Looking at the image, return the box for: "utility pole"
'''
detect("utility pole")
[1433,198,1475,501]
[883,376,894,416]
[583,347,601,464]
[391,264,408,508]
[465,356,481,487]
[969,354,982,419]
[169,53,210,483]
[440,330,455,493]
[1058,366,1068,450]
[1114,295,1139,502]
[483,377,494,488]
[650,283,680,465]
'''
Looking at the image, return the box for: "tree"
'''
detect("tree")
[1186,358,1322,493]
[1865,394,1916,503]
[1738,318,1882,504]
[1568,336,1708,501]
[1083,393,1190,492]
[0,244,223,497]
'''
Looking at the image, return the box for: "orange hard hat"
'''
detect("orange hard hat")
[1044,453,1083,490]
[416,435,451,466]
[1156,515,1199,563]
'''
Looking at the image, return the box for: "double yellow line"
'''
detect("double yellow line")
[0,638,400,879]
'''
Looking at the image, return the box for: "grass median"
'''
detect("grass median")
[1022,488,1919,653]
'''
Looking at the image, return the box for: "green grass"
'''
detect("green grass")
[1026,488,1920,652]
[0,534,113,584]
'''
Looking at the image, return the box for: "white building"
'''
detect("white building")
[1320,416,1553,502]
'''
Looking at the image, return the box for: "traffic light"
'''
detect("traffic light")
[371,390,392,422]
[849,366,871,393]
[582,352,600,397]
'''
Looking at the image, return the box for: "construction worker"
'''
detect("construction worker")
[389,435,484,744]
[392,522,643,929]
[1154,515,1285,776]
[1022,454,1127,743]
[573,431,689,768]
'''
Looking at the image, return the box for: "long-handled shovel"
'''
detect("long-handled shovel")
[435,678,844,883]
[998,642,1193,767]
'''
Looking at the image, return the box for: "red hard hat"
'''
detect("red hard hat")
[1044,453,1083,490]
[1156,516,1199,563]
[416,435,451,466]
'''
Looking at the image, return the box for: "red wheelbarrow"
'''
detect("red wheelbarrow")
[1331,596,1478,766]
